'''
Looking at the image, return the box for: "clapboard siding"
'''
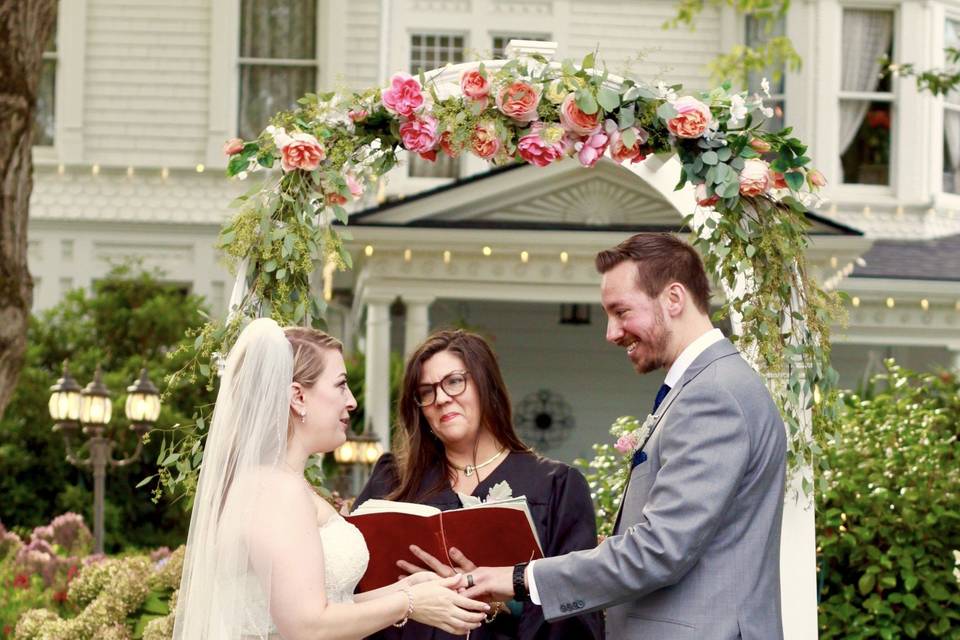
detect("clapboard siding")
[344,0,381,90]
[83,0,211,166]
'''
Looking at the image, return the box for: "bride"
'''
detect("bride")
[174,319,488,639]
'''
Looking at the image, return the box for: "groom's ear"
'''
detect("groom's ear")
[662,282,686,318]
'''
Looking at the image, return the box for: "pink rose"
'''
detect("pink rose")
[807,169,827,188]
[439,131,461,158]
[749,138,771,153]
[382,73,424,118]
[460,70,490,100]
[607,121,649,164]
[471,123,500,159]
[346,175,363,199]
[279,132,325,172]
[667,96,712,139]
[517,125,564,167]
[577,131,609,167]
[738,158,770,196]
[695,183,720,207]
[614,434,638,455]
[399,114,440,155]
[560,93,601,136]
[222,138,244,156]
[348,109,368,123]
[496,81,541,123]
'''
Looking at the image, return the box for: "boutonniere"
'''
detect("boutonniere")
[457,480,513,507]
[611,414,656,458]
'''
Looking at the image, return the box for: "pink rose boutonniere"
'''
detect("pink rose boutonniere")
[279,132,325,172]
[382,73,424,118]
[496,81,541,123]
[610,414,656,458]
[666,96,712,139]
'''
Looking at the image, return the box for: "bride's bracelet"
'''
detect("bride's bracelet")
[484,601,505,623]
[394,587,414,627]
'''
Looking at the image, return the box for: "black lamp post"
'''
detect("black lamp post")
[49,363,161,553]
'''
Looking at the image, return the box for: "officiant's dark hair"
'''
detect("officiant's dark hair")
[595,233,712,314]
[389,329,530,501]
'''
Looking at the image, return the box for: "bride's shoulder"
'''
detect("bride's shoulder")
[235,467,313,507]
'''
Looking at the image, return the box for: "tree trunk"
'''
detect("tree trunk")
[0,0,57,417]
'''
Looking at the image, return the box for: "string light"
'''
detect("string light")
[443,250,451,264]
[57,164,65,176]
[886,297,895,309]
[863,206,871,217]
[895,205,904,218]
[520,251,529,263]
[161,167,169,180]
[196,164,205,173]
[364,245,374,257]
[403,249,412,262]
[829,256,838,268]
[91,164,100,176]
[126,167,134,178]
[955,300,960,312]
[482,246,492,257]
[322,260,336,302]
[851,296,860,308]
[920,299,929,311]
[560,251,569,264]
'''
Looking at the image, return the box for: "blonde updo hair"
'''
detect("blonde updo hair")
[283,326,343,387]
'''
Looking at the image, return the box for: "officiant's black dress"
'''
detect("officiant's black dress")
[353,451,603,640]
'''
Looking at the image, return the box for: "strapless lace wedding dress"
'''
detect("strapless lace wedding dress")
[242,501,370,637]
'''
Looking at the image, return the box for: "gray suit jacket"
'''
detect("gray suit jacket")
[533,339,786,640]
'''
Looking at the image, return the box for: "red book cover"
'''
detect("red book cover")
[346,498,544,593]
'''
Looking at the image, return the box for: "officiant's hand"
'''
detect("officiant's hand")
[397,544,476,579]
[460,566,515,602]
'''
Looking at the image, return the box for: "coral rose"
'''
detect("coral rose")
[560,93,601,136]
[770,172,788,190]
[399,114,440,155]
[496,81,541,123]
[695,183,720,207]
[279,132,325,172]
[738,158,771,196]
[222,138,244,156]
[460,70,490,100]
[517,125,564,167]
[667,96,712,139]
[607,122,649,164]
[471,123,501,159]
[382,73,424,118]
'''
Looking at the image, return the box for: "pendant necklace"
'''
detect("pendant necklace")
[450,447,506,477]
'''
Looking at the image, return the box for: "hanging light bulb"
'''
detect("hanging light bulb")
[443,250,451,264]
[91,164,100,176]
[364,245,374,257]
[920,299,929,311]
[851,296,860,308]
[885,297,895,309]
[403,249,412,262]
[560,251,569,264]
[482,246,492,257]
[520,251,529,263]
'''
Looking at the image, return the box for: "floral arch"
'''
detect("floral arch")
[164,42,838,498]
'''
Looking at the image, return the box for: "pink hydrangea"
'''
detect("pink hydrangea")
[517,125,564,167]
[667,96,712,139]
[382,73,424,118]
[399,114,440,155]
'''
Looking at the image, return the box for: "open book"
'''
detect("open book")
[346,496,544,593]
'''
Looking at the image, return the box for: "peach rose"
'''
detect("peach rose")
[279,132,325,172]
[382,73,424,118]
[666,96,712,139]
[560,93,601,136]
[460,70,490,100]
[222,138,244,156]
[738,158,771,196]
[807,169,827,188]
[471,123,500,159]
[517,125,564,167]
[399,114,440,155]
[749,138,771,153]
[607,122,649,164]
[695,183,720,207]
[496,81,541,123]
[770,172,788,190]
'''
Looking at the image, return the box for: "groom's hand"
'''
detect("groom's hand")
[397,544,477,579]
[461,566,515,602]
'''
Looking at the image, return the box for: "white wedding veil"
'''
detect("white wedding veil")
[173,317,294,639]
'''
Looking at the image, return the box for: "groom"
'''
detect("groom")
[466,233,786,639]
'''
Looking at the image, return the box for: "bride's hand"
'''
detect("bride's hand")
[397,544,477,579]
[402,571,440,587]
[408,575,488,635]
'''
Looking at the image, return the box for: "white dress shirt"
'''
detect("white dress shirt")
[526,327,725,605]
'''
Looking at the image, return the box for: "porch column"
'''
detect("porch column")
[403,296,434,360]
[364,296,393,453]
[781,477,818,640]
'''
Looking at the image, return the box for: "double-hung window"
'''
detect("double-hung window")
[408,33,465,178]
[34,22,57,147]
[745,15,786,132]
[238,0,318,141]
[491,33,550,59]
[838,8,895,185]
[943,19,960,194]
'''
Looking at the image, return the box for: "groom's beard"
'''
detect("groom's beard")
[628,310,672,375]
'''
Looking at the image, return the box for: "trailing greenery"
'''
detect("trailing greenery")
[0,264,213,550]
[816,362,960,639]
[884,48,960,97]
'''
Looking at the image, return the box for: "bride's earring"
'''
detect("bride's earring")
[300,412,306,424]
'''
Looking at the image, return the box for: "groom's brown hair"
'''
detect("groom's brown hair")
[596,233,712,314]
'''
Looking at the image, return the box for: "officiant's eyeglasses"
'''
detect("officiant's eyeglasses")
[415,370,470,407]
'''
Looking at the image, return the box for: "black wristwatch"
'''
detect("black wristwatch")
[513,562,530,602]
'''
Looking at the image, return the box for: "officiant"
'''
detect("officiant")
[353,329,602,640]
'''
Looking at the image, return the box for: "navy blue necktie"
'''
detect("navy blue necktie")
[632,383,670,468]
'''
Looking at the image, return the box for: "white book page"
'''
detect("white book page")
[351,498,441,518]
